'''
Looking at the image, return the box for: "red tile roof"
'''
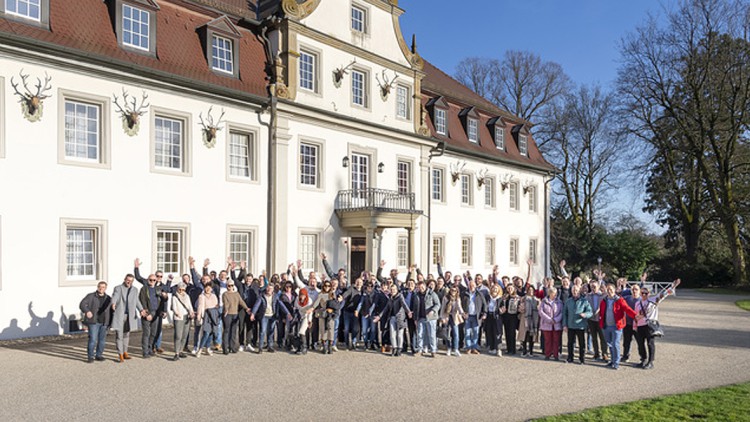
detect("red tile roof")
[421,60,555,172]
[0,0,268,98]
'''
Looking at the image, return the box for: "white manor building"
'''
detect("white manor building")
[0,0,554,339]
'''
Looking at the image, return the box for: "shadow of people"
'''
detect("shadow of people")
[59,306,83,334]
[0,319,25,340]
[25,302,60,337]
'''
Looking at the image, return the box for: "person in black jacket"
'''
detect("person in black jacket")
[355,282,377,350]
[79,281,112,363]
[277,281,296,351]
[374,284,412,357]
[461,280,487,354]
[341,277,363,350]
[138,274,168,358]
[373,282,391,352]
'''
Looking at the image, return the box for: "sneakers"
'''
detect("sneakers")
[206,348,213,356]
[239,346,245,352]
[247,344,256,353]
[497,349,502,357]
[332,345,339,352]
[191,348,198,356]
[94,356,105,362]
[196,349,202,358]
[454,349,461,357]
[489,349,497,355]
[643,362,654,370]
[446,350,452,357]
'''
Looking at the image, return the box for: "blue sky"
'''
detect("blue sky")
[399,0,670,231]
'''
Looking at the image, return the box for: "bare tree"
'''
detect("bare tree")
[454,57,500,101]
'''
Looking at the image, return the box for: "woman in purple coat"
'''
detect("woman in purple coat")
[538,287,564,361]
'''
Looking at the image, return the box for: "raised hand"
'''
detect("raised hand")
[560,259,566,268]
[297,259,303,269]
[641,271,648,283]
[134,258,141,268]
[380,260,386,269]
[320,253,327,261]
[189,256,195,267]
[240,260,246,270]
[204,258,210,268]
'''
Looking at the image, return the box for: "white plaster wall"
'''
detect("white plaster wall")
[0,58,269,339]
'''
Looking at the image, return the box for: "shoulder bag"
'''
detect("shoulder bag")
[641,300,663,337]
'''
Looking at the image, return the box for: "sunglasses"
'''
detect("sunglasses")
[148,278,156,282]
[641,292,649,295]
[156,275,163,278]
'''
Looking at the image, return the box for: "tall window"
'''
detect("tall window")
[495,126,505,149]
[529,239,538,264]
[299,50,316,92]
[299,233,318,273]
[528,185,538,212]
[211,35,234,74]
[509,181,519,211]
[64,100,100,162]
[519,134,528,156]
[154,116,183,171]
[156,229,183,274]
[432,236,444,266]
[435,108,447,135]
[352,70,366,107]
[396,85,410,119]
[397,236,408,268]
[461,236,472,267]
[229,132,253,180]
[484,178,495,207]
[122,4,150,51]
[351,153,369,192]
[351,5,366,33]
[485,237,495,266]
[509,238,519,265]
[460,174,472,205]
[229,230,253,268]
[432,168,444,202]
[300,142,320,187]
[5,0,40,20]
[397,160,411,194]
[66,228,96,280]
[468,118,478,143]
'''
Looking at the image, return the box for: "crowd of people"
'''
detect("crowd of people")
[79,256,679,371]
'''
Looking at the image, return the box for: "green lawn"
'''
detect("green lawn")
[534,382,750,421]
[696,287,750,295]
[737,300,750,312]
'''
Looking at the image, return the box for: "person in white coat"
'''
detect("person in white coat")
[111,274,144,362]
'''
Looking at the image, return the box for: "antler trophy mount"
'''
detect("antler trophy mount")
[449,160,466,185]
[199,106,226,148]
[375,70,399,101]
[476,168,489,188]
[10,70,52,122]
[113,88,149,136]
[332,59,357,88]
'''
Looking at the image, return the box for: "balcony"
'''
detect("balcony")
[335,188,421,214]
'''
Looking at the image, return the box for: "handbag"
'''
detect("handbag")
[641,300,663,337]
[438,324,449,340]
[313,306,326,319]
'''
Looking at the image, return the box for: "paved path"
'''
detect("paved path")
[0,290,748,421]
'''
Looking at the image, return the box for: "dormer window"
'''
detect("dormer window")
[351,4,366,33]
[110,0,159,56]
[199,15,241,78]
[519,134,528,156]
[459,106,480,144]
[468,118,478,143]
[495,126,505,149]
[435,109,447,135]
[1,0,50,28]
[427,96,449,136]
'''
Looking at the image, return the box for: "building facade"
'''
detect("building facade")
[0,0,554,339]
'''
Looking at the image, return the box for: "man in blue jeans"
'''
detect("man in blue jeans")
[416,280,441,357]
[600,283,639,370]
[461,280,486,354]
[79,281,112,363]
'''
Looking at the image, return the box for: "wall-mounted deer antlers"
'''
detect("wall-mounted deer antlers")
[476,168,489,188]
[113,88,149,136]
[332,59,357,88]
[499,173,512,191]
[449,160,466,184]
[199,106,226,148]
[375,70,399,101]
[522,179,535,195]
[10,70,52,122]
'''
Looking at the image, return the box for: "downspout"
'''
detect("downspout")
[544,171,556,278]
[427,140,446,270]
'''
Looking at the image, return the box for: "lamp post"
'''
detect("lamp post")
[597,256,602,274]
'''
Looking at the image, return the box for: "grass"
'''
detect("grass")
[696,287,750,296]
[737,300,750,312]
[534,382,750,421]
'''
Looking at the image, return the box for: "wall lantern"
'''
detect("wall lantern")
[342,156,350,168]
[378,162,384,173]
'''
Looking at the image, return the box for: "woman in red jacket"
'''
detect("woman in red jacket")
[599,283,641,370]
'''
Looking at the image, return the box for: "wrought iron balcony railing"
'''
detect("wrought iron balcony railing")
[335,188,420,214]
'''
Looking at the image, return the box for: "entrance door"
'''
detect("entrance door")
[350,237,366,281]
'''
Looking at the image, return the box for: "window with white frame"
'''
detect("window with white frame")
[351,152,369,196]
[228,131,254,180]
[299,233,318,273]
[529,239,538,264]
[432,168,444,202]
[300,142,320,187]
[484,178,495,207]
[528,185,538,213]
[211,35,234,74]
[397,236,408,268]
[495,126,505,149]
[485,237,495,266]
[510,238,519,265]
[352,69,367,107]
[461,236,472,267]
[509,181,519,211]
[229,230,254,269]
[435,108,447,135]
[122,4,150,51]
[519,134,528,156]
[351,5,366,33]
[460,174,472,205]
[396,85,410,119]
[154,116,184,171]
[299,50,317,92]
[60,219,107,286]
[156,228,185,274]
[5,0,40,21]
[397,160,411,195]
[468,118,479,143]
[432,236,444,266]
[64,99,101,162]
